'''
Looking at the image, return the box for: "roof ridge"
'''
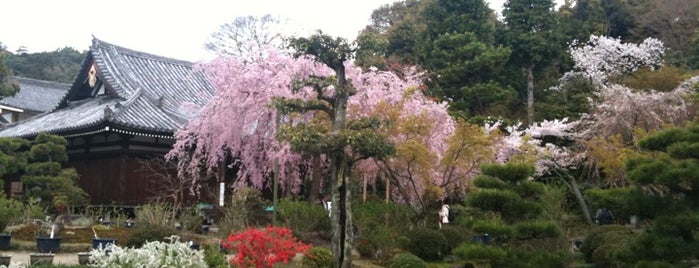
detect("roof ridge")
[12,76,72,88]
[91,37,194,67]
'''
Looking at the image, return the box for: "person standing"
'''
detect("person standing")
[439,203,450,228]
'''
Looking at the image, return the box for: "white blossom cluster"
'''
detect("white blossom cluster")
[487,118,584,176]
[88,236,207,268]
[569,35,665,85]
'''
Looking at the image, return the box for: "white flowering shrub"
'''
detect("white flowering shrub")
[88,235,207,268]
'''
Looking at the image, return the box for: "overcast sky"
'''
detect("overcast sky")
[1,0,513,62]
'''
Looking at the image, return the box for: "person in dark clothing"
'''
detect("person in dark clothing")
[595,207,614,225]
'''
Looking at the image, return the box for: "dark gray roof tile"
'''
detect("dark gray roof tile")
[0,38,215,138]
[1,77,70,112]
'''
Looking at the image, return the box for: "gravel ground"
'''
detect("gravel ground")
[2,251,80,266]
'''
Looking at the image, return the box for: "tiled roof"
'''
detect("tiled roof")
[0,77,70,112]
[0,38,214,138]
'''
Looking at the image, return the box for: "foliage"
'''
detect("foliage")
[620,122,699,265]
[89,235,207,268]
[303,246,333,268]
[358,225,402,264]
[580,225,636,265]
[202,243,229,268]
[133,202,176,227]
[21,133,87,213]
[353,201,415,234]
[122,223,178,248]
[218,187,268,234]
[0,49,20,97]
[276,198,330,240]
[0,195,23,232]
[452,243,507,267]
[222,226,310,268]
[438,225,470,253]
[4,47,84,83]
[404,227,447,261]
[480,162,534,184]
[353,201,414,261]
[387,252,426,268]
[512,221,561,240]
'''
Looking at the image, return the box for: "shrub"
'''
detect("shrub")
[580,225,636,265]
[202,243,229,268]
[634,260,677,268]
[439,225,469,252]
[134,202,176,226]
[0,195,23,232]
[470,219,513,242]
[513,221,561,240]
[387,252,427,268]
[277,198,330,240]
[507,249,570,268]
[405,227,447,261]
[303,246,333,268]
[90,235,206,267]
[453,243,507,267]
[218,187,268,234]
[123,223,178,248]
[223,226,310,268]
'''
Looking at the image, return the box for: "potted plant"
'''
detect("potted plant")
[0,195,23,250]
[0,253,11,266]
[36,221,62,253]
[91,224,117,250]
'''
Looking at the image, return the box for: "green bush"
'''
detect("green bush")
[580,225,636,265]
[0,195,23,232]
[453,243,507,267]
[470,219,513,242]
[123,223,178,248]
[202,243,229,268]
[277,198,330,240]
[387,252,427,268]
[353,201,414,235]
[303,246,333,268]
[439,225,469,253]
[513,221,561,240]
[218,187,269,234]
[405,227,447,261]
[634,260,677,268]
[508,249,570,268]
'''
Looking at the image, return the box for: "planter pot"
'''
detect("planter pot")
[77,252,91,265]
[0,255,11,266]
[92,238,118,250]
[0,234,10,250]
[30,253,54,265]
[36,237,62,253]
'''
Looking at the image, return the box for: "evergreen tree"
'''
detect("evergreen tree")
[0,44,19,97]
[622,123,699,265]
[503,0,565,124]
[21,133,87,213]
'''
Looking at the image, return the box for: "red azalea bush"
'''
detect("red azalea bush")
[223,226,311,268]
